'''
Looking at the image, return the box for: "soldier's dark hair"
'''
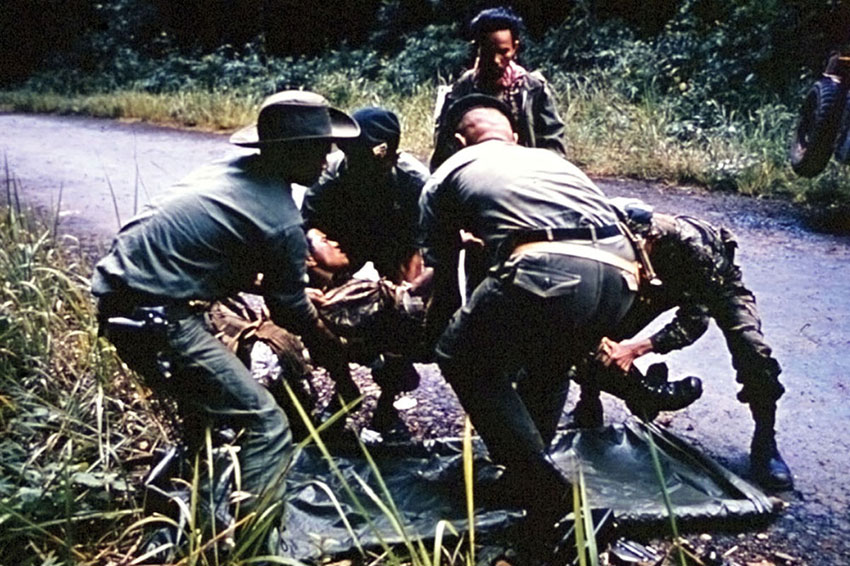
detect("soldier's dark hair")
[469,6,524,42]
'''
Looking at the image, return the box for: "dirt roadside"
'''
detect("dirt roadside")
[2,112,849,565]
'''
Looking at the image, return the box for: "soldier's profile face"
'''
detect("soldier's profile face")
[265,140,332,185]
[477,29,518,84]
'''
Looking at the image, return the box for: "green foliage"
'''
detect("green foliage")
[4,0,850,214]
[379,24,470,93]
[0,174,160,565]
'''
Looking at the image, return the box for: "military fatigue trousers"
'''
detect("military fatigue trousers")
[100,299,293,514]
[435,251,635,467]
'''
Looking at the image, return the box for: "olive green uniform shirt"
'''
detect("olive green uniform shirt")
[91,154,319,335]
[431,67,567,170]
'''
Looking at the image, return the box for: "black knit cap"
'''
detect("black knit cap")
[342,107,401,153]
[469,6,525,41]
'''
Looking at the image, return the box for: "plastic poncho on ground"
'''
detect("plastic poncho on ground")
[275,421,774,562]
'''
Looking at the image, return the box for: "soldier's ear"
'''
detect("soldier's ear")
[512,132,519,143]
[454,132,469,148]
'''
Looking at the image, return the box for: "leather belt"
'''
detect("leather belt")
[511,224,622,247]
[511,240,640,280]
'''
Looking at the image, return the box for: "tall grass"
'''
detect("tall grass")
[0,170,165,565]
[0,89,261,131]
[0,169,679,566]
[0,170,478,565]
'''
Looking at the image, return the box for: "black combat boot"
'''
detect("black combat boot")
[370,392,409,440]
[369,355,418,438]
[589,362,703,422]
[750,402,793,491]
[623,363,703,421]
[505,453,616,566]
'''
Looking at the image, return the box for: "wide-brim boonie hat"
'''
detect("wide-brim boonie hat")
[230,90,360,148]
[443,93,517,134]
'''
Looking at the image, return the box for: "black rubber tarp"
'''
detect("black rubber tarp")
[275,421,774,562]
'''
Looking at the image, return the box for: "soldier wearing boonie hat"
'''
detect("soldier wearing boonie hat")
[91,91,360,537]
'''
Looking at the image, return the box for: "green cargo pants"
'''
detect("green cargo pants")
[100,300,293,514]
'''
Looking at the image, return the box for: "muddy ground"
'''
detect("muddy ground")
[2,112,849,565]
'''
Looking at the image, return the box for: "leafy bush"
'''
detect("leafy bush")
[379,23,470,94]
[4,0,850,215]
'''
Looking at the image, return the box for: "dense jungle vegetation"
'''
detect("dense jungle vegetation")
[2,0,850,227]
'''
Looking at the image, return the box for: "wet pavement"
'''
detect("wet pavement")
[2,112,849,564]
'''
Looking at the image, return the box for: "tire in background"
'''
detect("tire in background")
[789,77,845,177]
[834,91,850,164]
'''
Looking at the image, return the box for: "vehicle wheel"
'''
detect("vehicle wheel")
[789,77,846,177]
[834,91,850,164]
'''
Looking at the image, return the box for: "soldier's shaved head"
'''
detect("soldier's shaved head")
[454,107,517,147]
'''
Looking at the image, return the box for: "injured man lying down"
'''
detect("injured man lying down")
[210,226,702,440]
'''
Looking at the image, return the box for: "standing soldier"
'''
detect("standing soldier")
[430,6,567,170]
[587,200,793,490]
[92,91,360,522]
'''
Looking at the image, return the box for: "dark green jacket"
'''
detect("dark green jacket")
[430,67,567,170]
[303,150,429,279]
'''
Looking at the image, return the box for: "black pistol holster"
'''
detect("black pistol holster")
[104,305,173,378]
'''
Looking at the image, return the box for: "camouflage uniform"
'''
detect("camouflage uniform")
[619,215,784,405]
[208,280,426,435]
[588,211,793,489]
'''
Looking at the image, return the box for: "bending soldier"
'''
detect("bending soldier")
[92,92,359,522]
[582,200,792,490]
[302,107,429,430]
[420,94,635,558]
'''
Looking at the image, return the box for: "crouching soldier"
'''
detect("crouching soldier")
[585,199,792,490]
[91,91,360,523]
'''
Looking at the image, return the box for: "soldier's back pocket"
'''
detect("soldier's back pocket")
[510,260,581,298]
